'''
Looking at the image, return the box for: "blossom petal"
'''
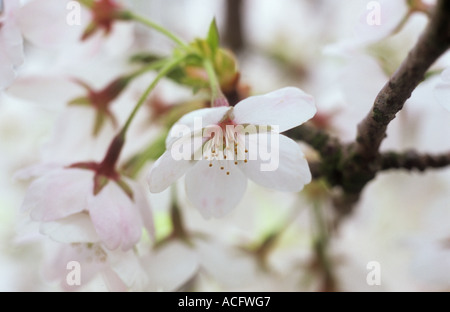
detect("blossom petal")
[195,239,258,288]
[127,179,154,238]
[233,87,316,132]
[147,151,194,193]
[238,133,311,192]
[13,163,64,181]
[88,182,143,251]
[0,64,15,90]
[99,22,135,58]
[40,213,100,244]
[100,268,128,292]
[185,160,248,219]
[145,241,198,291]
[107,249,148,291]
[165,106,230,148]
[17,0,87,49]
[6,76,84,110]
[42,242,107,291]
[22,168,93,221]
[0,16,24,66]
[434,83,450,112]
[441,68,450,83]
[354,0,407,44]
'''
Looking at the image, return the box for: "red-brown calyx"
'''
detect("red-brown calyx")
[70,77,132,135]
[68,132,133,199]
[81,0,128,41]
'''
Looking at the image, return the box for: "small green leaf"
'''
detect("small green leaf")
[129,53,164,64]
[93,111,106,136]
[68,96,90,106]
[78,0,95,8]
[115,179,134,201]
[207,18,220,55]
[93,174,109,196]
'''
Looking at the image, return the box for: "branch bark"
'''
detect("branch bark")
[355,0,450,158]
[224,0,244,52]
[381,150,450,172]
[287,1,450,220]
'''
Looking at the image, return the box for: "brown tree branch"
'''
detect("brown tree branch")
[224,0,244,52]
[381,150,450,172]
[287,1,450,220]
[285,124,341,185]
[285,123,340,158]
[355,0,450,159]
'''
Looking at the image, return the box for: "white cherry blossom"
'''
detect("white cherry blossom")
[19,166,153,251]
[148,87,316,219]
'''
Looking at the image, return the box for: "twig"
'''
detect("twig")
[381,150,450,172]
[355,0,450,159]
[224,0,244,51]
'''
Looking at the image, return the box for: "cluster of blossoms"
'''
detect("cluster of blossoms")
[2,0,319,290]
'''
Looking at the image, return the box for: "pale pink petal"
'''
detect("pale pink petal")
[165,106,230,148]
[0,0,20,18]
[22,168,93,221]
[0,64,16,90]
[6,76,84,110]
[96,22,135,58]
[107,249,149,291]
[127,179,154,238]
[100,268,128,292]
[145,241,198,291]
[40,106,114,163]
[0,16,23,66]
[17,0,87,49]
[88,182,143,251]
[233,87,316,132]
[434,83,450,112]
[185,160,248,219]
[0,2,23,89]
[238,133,311,192]
[441,68,450,82]
[40,213,100,244]
[13,163,63,181]
[195,239,258,288]
[354,0,407,44]
[42,242,107,291]
[147,151,194,193]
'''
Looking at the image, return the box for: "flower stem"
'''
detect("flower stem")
[120,55,187,136]
[127,12,188,48]
[203,58,228,107]
[121,129,168,178]
[311,201,336,291]
[127,58,171,80]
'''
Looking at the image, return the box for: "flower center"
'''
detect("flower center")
[202,121,249,175]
